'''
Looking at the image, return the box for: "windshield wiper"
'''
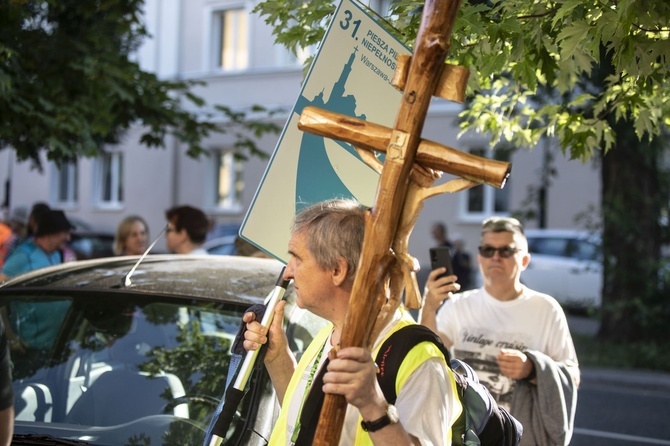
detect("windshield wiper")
[12,434,93,445]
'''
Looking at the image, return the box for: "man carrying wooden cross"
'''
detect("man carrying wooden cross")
[242,198,462,445]
[242,0,513,442]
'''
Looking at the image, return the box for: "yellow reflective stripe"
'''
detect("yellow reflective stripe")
[268,324,333,446]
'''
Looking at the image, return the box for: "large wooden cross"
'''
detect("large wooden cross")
[296,0,511,443]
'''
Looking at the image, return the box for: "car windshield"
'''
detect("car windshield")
[4,291,268,445]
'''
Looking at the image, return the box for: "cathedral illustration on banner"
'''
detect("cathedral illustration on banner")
[292,47,383,210]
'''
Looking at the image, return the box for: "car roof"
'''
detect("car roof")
[0,254,288,305]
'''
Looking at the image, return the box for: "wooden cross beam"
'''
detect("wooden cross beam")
[298,106,510,312]
[298,0,511,443]
[298,106,511,189]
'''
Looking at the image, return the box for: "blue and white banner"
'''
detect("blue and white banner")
[241,0,409,262]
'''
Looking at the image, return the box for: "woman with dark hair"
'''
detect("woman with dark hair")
[27,202,51,237]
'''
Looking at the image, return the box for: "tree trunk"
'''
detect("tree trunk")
[599,119,666,342]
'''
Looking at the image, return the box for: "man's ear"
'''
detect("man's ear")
[332,256,350,287]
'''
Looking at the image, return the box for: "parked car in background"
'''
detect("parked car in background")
[203,235,237,256]
[0,255,326,445]
[65,216,116,260]
[204,223,240,256]
[69,231,115,260]
[522,229,602,310]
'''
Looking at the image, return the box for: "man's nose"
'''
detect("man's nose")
[283,261,295,280]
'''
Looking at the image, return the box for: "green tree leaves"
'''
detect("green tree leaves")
[0,0,280,169]
[254,0,668,161]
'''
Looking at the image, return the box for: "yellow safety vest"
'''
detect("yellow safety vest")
[268,310,460,445]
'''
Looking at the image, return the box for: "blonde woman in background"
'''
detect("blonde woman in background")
[114,216,149,256]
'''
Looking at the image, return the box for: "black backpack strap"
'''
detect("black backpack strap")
[295,325,445,444]
[375,325,523,446]
[293,357,330,446]
[374,324,451,404]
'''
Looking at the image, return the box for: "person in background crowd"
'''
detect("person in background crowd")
[431,221,453,250]
[0,318,13,446]
[26,203,51,238]
[0,210,74,378]
[20,202,76,262]
[1,209,74,281]
[450,236,473,291]
[2,203,51,263]
[114,215,149,256]
[2,207,29,259]
[420,216,580,446]
[0,222,12,271]
[2,207,28,264]
[242,199,461,445]
[7,207,29,242]
[165,205,210,255]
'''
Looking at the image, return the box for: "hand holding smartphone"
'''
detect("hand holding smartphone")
[430,246,454,281]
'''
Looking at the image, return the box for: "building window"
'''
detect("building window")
[213,8,248,71]
[50,161,78,206]
[462,147,512,218]
[212,151,244,212]
[94,152,123,207]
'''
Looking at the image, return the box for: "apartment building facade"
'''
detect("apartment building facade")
[0,0,600,267]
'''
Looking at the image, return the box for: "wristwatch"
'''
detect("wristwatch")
[360,404,399,432]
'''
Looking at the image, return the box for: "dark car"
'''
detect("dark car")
[203,235,237,256]
[0,255,326,445]
[69,231,115,260]
[65,217,116,260]
[204,223,241,256]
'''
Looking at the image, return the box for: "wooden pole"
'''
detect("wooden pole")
[312,0,465,443]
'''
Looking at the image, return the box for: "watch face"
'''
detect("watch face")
[387,404,399,423]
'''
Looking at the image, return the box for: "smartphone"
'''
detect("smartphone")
[430,246,454,280]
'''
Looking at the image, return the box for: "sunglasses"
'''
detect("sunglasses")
[478,245,520,259]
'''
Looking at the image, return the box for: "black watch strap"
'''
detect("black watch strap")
[360,404,398,432]
[361,413,392,432]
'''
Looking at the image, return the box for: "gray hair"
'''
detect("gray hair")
[292,199,366,281]
[481,217,527,250]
